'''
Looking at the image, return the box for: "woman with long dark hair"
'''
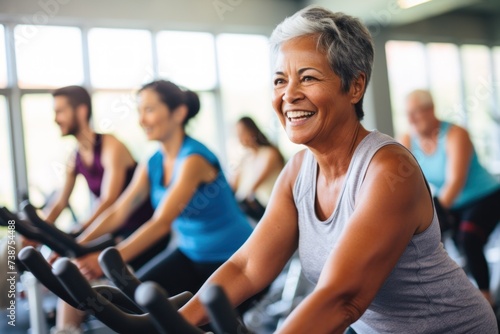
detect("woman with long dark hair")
[231,116,284,221]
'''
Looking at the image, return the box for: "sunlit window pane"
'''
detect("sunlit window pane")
[493,47,500,172]
[88,28,153,89]
[0,25,7,88]
[0,96,15,210]
[186,92,220,158]
[14,25,83,88]
[494,47,500,122]
[22,94,90,229]
[92,91,221,164]
[216,34,281,165]
[92,91,154,162]
[461,45,495,167]
[385,41,427,137]
[427,43,463,123]
[156,31,216,91]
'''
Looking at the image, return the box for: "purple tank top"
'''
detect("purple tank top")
[74,134,154,237]
[74,134,105,197]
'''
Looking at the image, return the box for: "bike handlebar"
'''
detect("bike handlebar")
[53,257,161,334]
[1,207,70,256]
[135,282,205,334]
[18,246,144,314]
[200,284,252,334]
[20,201,115,257]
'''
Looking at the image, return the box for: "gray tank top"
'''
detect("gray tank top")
[294,131,497,333]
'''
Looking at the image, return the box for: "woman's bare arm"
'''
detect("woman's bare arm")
[75,155,218,279]
[398,133,411,150]
[438,125,473,208]
[248,146,283,194]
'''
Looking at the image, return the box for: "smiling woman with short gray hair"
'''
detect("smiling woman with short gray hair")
[180,6,497,333]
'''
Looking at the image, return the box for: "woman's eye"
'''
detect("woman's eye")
[302,76,315,82]
[274,78,285,86]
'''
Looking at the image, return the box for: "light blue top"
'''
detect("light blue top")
[411,121,500,209]
[148,135,253,262]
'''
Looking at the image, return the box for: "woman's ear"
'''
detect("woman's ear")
[173,105,188,125]
[350,73,366,105]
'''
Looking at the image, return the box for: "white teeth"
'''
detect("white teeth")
[286,111,315,119]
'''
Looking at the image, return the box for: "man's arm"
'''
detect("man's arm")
[77,163,150,243]
[44,158,77,224]
[79,136,131,230]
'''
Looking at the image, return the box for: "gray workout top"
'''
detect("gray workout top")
[294,130,497,334]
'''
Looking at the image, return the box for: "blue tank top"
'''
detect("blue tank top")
[147,136,253,262]
[410,122,500,209]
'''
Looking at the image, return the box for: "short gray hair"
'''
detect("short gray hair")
[407,89,434,109]
[270,5,374,120]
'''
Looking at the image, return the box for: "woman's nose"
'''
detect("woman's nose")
[282,80,304,104]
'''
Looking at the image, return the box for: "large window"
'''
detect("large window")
[156,31,216,91]
[21,94,90,229]
[92,91,155,162]
[0,25,7,88]
[14,25,84,88]
[186,92,220,156]
[88,28,153,89]
[3,21,278,220]
[385,41,427,137]
[156,31,220,157]
[216,33,283,169]
[461,45,495,166]
[427,43,462,123]
[386,40,500,170]
[0,96,14,210]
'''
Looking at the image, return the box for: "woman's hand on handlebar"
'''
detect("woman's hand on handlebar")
[20,236,40,249]
[47,251,61,265]
[74,251,103,280]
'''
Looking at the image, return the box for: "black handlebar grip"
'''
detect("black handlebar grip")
[98,247,193,310]
[21,201,115,257]
[52,258,160,334]
[80,234,116,254]
[21,201,79,256]
[135,282,204,334]
[200,285,251,334]
[1,207,75,256]
[18,246,80,308]
[0,206,18,222]
[92,285,144,314]
[98,247,142,300]
[18,247,143,314]
[169,291,193,310]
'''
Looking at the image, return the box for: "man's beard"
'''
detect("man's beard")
[65,119,80,136]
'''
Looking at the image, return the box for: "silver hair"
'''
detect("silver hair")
[270,5,374,120]
[407,89,434,109]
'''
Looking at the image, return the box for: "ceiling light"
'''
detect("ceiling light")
[397,0,432,9]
